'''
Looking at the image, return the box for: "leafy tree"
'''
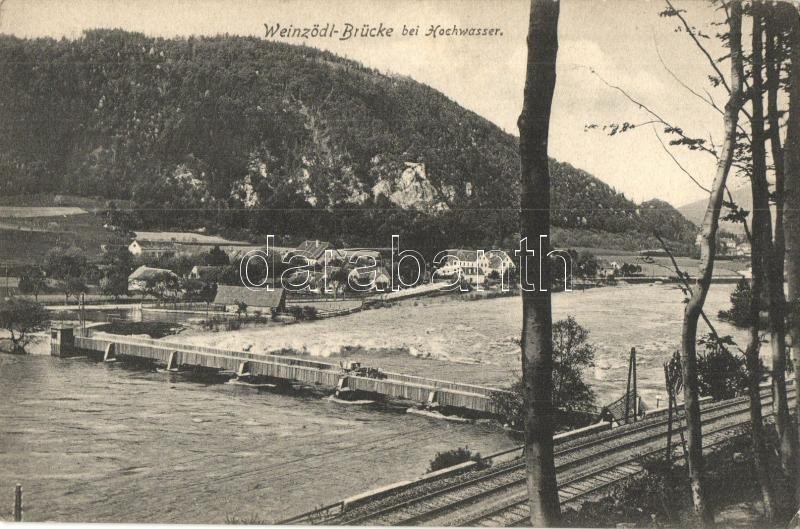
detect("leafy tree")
[63,275,88,304]
[717,278,753,328]
[492,317,595,426]
[551,316,596,412]
[0,298,48,353]
[99,273,128,300]
[45,246,89,303]
[576,251,598,279]
[695,334,748,401]
[144,272,179,301]
[180,277,216,303]
[18,266,46,301]
[99,246,133,300]
[203,245,230,266]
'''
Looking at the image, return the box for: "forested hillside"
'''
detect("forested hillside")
[0,30,696,252]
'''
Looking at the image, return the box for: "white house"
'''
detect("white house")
[437,249,490,285]
[434,249,516,285]
[128,239,176,259]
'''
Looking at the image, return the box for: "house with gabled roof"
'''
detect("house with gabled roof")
[128,265,179,292]
[128,239,177,259]
[437,249,490,285]
[291,240,334,267]
[213,285,286,312]
[347,264,391,292]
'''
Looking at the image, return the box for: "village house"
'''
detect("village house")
[284,268,339,293]
[436,250,488,285]
[213,285,286,313]
[127,265,179,293]
[127,239,177,259]
[128,231,274,260]
[335,248,383,267]
[290,240,335,268]
[436,249,515,285]
[347,264,391,292]
[597,259,620,279]
[734,241,751,257]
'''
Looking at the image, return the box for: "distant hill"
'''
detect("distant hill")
[0,30,696,253]
[678,186,752,235]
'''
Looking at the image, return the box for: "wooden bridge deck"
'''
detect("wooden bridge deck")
[54,329,508,414]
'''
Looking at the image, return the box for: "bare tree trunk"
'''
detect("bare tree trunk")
[745,153,776,520]
[751,2,794,474]
[766,3,798,479]
[784,4,800,508]
[518,0,561,525]
[679,3,743,525]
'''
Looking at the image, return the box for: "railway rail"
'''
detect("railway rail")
[325,387,794,526]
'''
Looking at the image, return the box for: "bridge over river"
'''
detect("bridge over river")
[50,326,510,415]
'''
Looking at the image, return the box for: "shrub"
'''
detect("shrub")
[492,316,596,426]
[718,277,753,328]
[427,447,489,473]
[287,306,305,320]
[302,306,319,320]
[696,333,749,401]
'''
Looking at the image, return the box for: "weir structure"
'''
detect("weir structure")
[50,327,509,415]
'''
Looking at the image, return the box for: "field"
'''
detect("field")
[0,195,124,267]
[0,206,87,218]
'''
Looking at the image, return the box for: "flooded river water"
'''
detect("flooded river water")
[181,283,751,406]
[0,354,517,522]
[1,283,750,522]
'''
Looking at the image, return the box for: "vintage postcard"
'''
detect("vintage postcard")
[1,0,799,527]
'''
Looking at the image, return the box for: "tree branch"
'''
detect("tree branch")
[654,233,743,354]
[652,127,711,193]
[591,68,718,158]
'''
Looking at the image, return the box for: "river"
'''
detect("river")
[179,283,751,406]
[0,283,749,522]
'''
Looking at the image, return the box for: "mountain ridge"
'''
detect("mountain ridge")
[0,30,696,251]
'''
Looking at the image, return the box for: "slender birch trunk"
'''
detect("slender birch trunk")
[679,3,743,525]
[784,4,800,508]
[518,0,561,524]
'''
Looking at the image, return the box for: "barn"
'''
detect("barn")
[213,285,286,313]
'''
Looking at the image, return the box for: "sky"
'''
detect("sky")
[0,0,740,208]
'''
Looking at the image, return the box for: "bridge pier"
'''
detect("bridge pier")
[165,351,179,371]
[426,390,439,409]
[103,343,116,362]
[237,361,251,377]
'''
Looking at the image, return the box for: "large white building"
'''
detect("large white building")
[435,249,515,285]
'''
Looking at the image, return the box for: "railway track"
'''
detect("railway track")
[332,388,793,526]
[464,418,760,527]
